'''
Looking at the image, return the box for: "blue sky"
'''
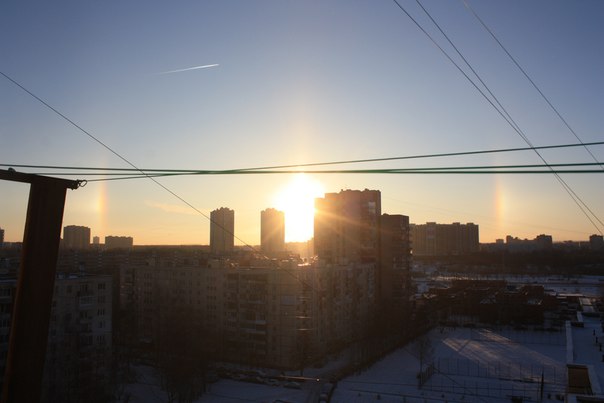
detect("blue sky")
[1,0,603,244]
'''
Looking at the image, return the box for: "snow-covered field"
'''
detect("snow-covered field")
[123,364,315,403]
[333,327,567,403]
[123,326,572,403]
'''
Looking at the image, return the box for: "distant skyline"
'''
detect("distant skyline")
[1,1,603,245]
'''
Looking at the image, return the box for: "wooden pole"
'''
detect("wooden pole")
[1,170,78,403]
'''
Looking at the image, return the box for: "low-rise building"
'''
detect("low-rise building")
[411,222,479,256]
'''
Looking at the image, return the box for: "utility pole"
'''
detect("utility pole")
[0,169,80,403]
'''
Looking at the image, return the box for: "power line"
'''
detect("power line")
[6,162,604,180]
[461,0,604,171]
[0,69,317,292]
[0,69,244,248]
[73,169,604,184]
[2,141,603,174]
[389,0,603,235]
[413,0,604,235]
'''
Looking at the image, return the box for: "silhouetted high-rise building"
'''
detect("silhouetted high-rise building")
[210,207,234,255]
[314,189,381,264]
[0,228,4,248]
[260,208,285,254]
[62,225,91,249]
[380,214,411,305]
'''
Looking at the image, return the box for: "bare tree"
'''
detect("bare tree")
[153,301,210,403]
[415,334,434,374]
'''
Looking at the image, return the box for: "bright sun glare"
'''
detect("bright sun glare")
[273,174,325,243]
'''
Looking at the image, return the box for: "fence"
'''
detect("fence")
[421,358,566,401]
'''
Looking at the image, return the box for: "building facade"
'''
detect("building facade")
[63,225,91,250]
[104,236,133,250]
[120,259,376,369]
[380,214,412,305]
[210,207,235,255]
[0,274,112,401]
[260,208,285,255]
[589,234,604,251]
[411,222,479,256]
[504,234,554,253]
[314,189,381,264]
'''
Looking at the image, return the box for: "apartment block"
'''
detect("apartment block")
[121,259,376,369]
[380,214,411,305]
[0,274,112,401]
[62,225,91,250]
[411,222,479,256]
[210,207,235,255]
[260,208,285,255]
[314,189,381,264]
[104,235,133,250]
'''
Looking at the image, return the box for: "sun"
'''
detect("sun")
[273,174,325,243]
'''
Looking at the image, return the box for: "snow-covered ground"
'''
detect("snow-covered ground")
[123,364,318,403]
[123,326,573,403]
[416,274,604,297]
[570,315,604,395]
[333,326,568,403]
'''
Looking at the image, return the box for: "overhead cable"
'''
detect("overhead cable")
[2,141,603,174]
[5,161,604,179]
[414,0,604,234]
[390,0,603,234]
[0,69,316,291]
[462,0,603,170]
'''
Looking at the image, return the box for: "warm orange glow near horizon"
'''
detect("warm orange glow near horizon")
[273,174,324,243]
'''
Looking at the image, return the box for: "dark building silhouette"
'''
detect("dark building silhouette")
[62,225,91,249]
[0,274,112,400]
[120,258,376,369]
[504,233,554,253]
[104,235,133,250]
[535,234,553,250]
[260,208,285,255]
[380,214,411,305]
[590,234,604,251]
[411,222,479,256]
[210,207,235,255]
[0,228,4,248]
[314,189,381,264]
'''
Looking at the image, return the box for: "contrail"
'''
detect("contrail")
[157,63,219,75]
